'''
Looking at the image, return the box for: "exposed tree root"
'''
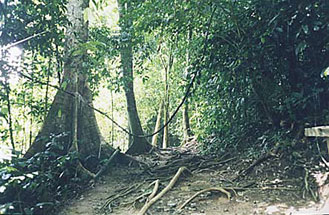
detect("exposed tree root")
[178,187,231,210]
[147,179,159,201]
[138,166,191,215]
[77,162,96,178]
[101,183,143,210]
[76,149,120,180]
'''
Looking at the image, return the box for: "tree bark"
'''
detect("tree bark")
[24,0,108,162]
[118,0,152,155]
[152,100,163,147]
[182,28,193,144]
[162,64,169,149]
[162,52,173,149]
[182,100,192,143]
[5,80,15,152]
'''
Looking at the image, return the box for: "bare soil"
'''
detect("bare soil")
[58,146,329,215]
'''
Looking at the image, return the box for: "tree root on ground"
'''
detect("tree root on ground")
[302,168,318,201]
[77,162,96,178]
[101,183,143,210]
[147,179,159,201]
[138,166,191,215]
[178,187,231,210]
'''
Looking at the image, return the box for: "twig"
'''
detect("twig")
[1,31,49,51]
[138,167,191,215]
[178,187,231,210]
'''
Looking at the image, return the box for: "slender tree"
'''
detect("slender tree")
[182,29,193,144]
[151,100,163,147]
[117,0,152,154]
[162,60,169,149]
[162,51,173,149]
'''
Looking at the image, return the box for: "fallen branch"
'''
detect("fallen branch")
[178,187,231,210]
[95,149,120,179]
[138,166,191,215]
[234,142,280,180]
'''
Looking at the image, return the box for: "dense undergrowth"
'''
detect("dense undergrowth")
[0,137,94,215]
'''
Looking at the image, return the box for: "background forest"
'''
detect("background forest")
[1,0,329,214]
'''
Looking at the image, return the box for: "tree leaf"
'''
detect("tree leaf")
[302,25,309,34]
[0,107,8,116]
[57,109,62,118]
[295,41,307,56]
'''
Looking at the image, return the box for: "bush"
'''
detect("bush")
[0,137,89,215]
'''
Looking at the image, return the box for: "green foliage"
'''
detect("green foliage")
[190,0,329,153]
[0,0,68,53]
[0,135,87,215]
[2,0,329,166]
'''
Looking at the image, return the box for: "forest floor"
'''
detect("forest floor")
[59,142,329,215]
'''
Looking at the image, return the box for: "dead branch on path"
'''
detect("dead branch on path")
[178,187,231,210]
[234,142,280,181]
[138,166,191,215]
[95,149,120,179]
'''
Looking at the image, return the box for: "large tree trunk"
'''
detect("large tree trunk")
[24,0,107,162]
[118,0,152,155]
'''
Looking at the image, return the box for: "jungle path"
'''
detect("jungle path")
[59,144,329,215]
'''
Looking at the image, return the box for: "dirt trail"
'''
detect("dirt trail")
[59,148,329,215]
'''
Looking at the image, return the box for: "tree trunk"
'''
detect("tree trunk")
[162,51,173,149]
[182,28,193,144]
[118,0,152,155]
[24,0,108,162]
[5,80,15,152]
[162,65,169,149]
[182,101,192,143]
[152,100,163,147]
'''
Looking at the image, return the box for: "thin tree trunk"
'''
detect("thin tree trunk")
[162,53,173,149]
[5,80,15,151]
[111,90,114,144]
[29,57,35,148]
[118,0,152,155]
[152,100,163,147]
[163,66,169,149]
[182,101,192,143]
[23,91,27,152]
[44,59,51,120]
[182,28,193,144]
